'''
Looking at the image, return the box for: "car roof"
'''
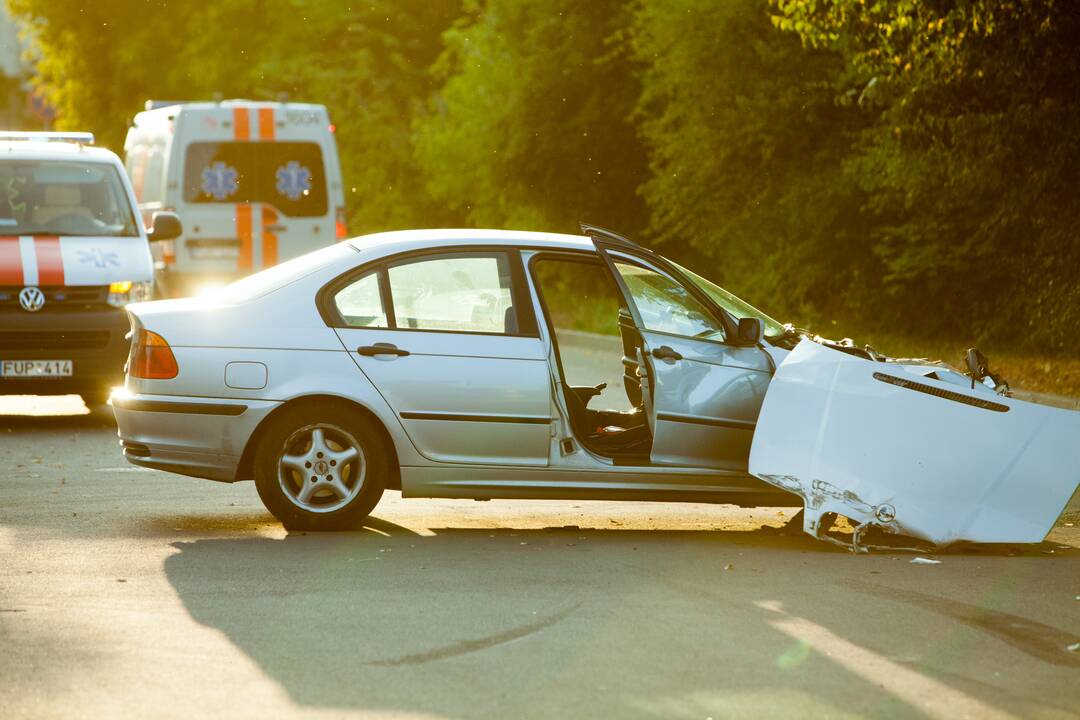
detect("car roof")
[347,228,595,256]
[0,141,121,163]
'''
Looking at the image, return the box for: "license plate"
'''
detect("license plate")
[1,360,73,378]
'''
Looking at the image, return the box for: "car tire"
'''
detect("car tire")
[253,403,388,531]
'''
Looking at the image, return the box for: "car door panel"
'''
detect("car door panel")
[590,238,772,470]
[335,329,551,467]
[643,329,770,469]
[330,247,552,468]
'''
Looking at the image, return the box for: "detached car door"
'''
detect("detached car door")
[329,249,552,467]
[593,238,772,470]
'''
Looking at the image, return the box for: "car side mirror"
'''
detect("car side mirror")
[736,317,764,346]
[148,211,182,242]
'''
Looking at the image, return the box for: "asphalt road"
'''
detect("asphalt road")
[1,394,1078,720]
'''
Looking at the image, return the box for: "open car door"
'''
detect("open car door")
[585,226,772,470]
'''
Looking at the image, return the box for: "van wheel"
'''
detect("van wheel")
[253,404,387,531]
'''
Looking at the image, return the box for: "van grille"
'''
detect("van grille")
[0,286,108,312]
[0,331,110,351]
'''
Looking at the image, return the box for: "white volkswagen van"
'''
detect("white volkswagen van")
[124,100,346,297]
[0,132,180,404]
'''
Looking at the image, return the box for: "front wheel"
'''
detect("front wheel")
[253,403,388,530]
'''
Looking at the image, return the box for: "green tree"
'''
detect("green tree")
[237,0,463,232]
[8,0,459,232]
[630,0,865,326]
[773,0,1080,349]
[414,0,648,234]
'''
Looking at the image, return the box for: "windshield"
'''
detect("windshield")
[0,160,139,237]
[673,261,786,338]
[183,141,328,217]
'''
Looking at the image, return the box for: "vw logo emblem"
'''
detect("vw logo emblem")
[18,286,45,312]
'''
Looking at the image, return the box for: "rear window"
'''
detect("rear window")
[183,141,328,217]
[0,160,138,237]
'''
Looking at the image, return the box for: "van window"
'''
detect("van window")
[182,141,328,217]
[0,160,139,237]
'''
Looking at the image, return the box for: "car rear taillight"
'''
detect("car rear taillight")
[129,330,178,379]
[335,206,348,240]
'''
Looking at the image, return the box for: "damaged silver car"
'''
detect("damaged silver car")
[112,224,1080,542]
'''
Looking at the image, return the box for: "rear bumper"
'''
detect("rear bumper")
[0,308,130,396]
[112,391,280,482]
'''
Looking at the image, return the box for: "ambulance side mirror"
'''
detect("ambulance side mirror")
[148,211,182,242]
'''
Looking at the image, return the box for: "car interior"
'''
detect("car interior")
[530,254,652,458]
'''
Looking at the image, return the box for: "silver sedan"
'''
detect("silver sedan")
[113,226,796,529]
[112,225,1080,545]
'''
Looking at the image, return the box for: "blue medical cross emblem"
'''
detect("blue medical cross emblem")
[201,161,239,201]
[77,248,120,268]
[275,161,312,201]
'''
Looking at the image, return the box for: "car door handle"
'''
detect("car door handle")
[264,224,287,233]
[652,345,682,361]
[357,343,410,357]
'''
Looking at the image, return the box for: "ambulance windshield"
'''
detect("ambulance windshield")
[0,160,139,237]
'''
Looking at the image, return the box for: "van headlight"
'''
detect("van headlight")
[107,281,153,307]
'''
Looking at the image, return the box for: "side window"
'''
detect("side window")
[614,261,726,341]
[333,272,387,328]
[388,253,515,334]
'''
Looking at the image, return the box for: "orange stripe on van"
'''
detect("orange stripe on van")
[258,108,275,141]
[233,107,250,141]
[236,204,253,271]
[0,237,22,284]
[261,205,278,267]
[33,236,64,286]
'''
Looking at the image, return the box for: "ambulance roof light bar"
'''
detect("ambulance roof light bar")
[0,131,95,146]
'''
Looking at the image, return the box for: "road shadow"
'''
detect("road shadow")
[162,515,1080,717]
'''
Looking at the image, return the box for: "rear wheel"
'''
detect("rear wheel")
[253,403,388,531]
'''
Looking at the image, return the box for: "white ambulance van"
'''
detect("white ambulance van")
[0,132,181,405]
[124,100,346,297]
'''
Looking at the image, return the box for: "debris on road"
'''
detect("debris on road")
[910,557,942,565]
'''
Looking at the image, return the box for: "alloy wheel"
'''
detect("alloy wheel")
[276,422,366,514]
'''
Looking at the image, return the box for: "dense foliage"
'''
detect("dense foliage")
[9,0,1078,352]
